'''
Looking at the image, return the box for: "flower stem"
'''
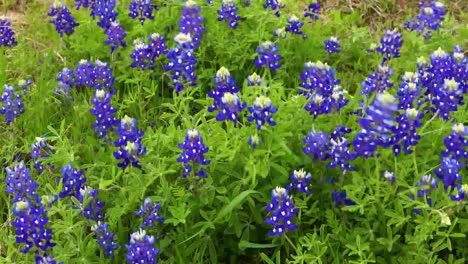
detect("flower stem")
[283,233,298,253]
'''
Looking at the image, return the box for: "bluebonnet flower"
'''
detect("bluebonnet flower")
[75,59,94,87]
[114,116,146,169]
[54,68,75,101]
[4,162,38,203]
[254,41,282,71]
[93,0,118,31]
[247,72,262,87]
[248,134,261,149]
[165,33,197,94]
[177,129,210,178]
[327,137,356,174]
[265,187,298,236]
[180,0,205,48]
[405,1,446,38]
[12,200,55,253]
[263,0,285,17]
[376,29,403,63]
[298,61,347,118]
[35,253,62,264]
[58,163,87,198]
[324,36,340,54]
[434,157,463,189]
[90,89,119,139]
[286,15,306,38]
[77,186,105,221]
[247,96,277,130]
[451,184,468,201]
[0,16,18,47]
[31,137,55,174]
[16,79,32,94]
[396,71,423,110]
[135,198,164,228]
[206,0,213,4]
[330,125,352,141]
[218,0,241,29]
[130,33,167,70]
[418,47,467,120]
[353,93,397,157]
[48,2,79,38]
[441,123,468,162]
[304,0,320,21]
[105,21,127,52]
[273,27,287,39]
[382,171,395,183]
[213,92,246,124]
[208,67,240,111]
[91,222,119,258]
[416,174,437,198]
[74,0,96,10]
[0,84,25,125]
[286,169,312,195]
[91,60,115,92]
[126,229,160,264]
[303,128,329,161]
[360,64,393,99]
[332,190,355,206]
[128,0,155,25]
[391,108,423,156]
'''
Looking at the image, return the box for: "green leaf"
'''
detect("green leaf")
[259,253,274,264]
[214,190,259,223]
[238,240,281,250]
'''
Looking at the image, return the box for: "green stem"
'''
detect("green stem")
[283,233,298,253]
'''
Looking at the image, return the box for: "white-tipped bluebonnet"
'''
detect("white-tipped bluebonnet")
[218,0,241,29]
[324,36,340,54]
[304,0,320,21]
[48,2,79,38]
[208,67,240,111]
[303,128,329,161]
[4,162,38,203]
[31,137,55,174]
[441,123,468,162]
[177,129,210,178]
[126,229,160,264]
[286,15,306,38]
[451,184,468,201]
[180,0,205,48]
[353,93,397,157]
[74,0,96,10]
[91,222,119,258]
[75,59,93,87]
[382,171,395,183]
[0,16,18,47]
[376,29,403,63]
[396,71,423,110]
[247,72,262,87]
[247,96,277,130]
[416,174,437,198]
[254,41,282,71]
[58,163,87,198]
[54,68,75,101]
[391,108,423,156]
[90,89,119,139]
[165,33,197,94]
[434,157,463,190]
[332,190,355,206]
[0,84,25,125]
[105,20,127,52]
[75,59,115,92]
[135,198,164,228]
[298,61,347,118]
[286,169,312,195]
[128,0,156,25]
[214,92,246,124]
[405,1,446,38]
[360,64,393,100]
[327,137,356,174]
[263,0,285,17]
[273,27,287,39]
[265,187,298,236]
[130,33,167,70]
[16,79,32,94]
[114,115,146,169]
[35,253,63,264]
[93,0,118,31]
[77,186,105,221]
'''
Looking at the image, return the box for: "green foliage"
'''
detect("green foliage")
[1,0,468,263]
